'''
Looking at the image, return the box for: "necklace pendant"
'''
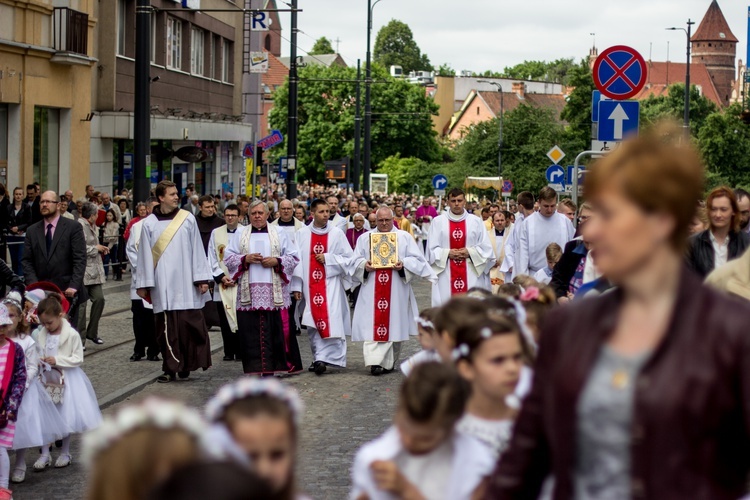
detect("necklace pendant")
[611,370,629,389]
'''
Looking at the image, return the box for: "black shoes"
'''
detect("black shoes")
[157,373,175,383]
[223,355,234,361]
[178,371,190,379]
[313,361,327,375]
[147,355,161,362]
[370,365,393,376]
[308,363,316,372]
[129,354,143,362]
[89,337,104,345]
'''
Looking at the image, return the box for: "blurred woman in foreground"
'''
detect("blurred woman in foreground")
[485,131,750,499]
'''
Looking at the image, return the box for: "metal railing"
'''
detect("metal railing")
[53,7,89,55]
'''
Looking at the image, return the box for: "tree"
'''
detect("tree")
[560,59,595,153]
[309,37,335,55]
[373,20,432,74]
[640,84,717,137]
[697,103,750,190]
[436,63,456,77]
[268,64,440,181]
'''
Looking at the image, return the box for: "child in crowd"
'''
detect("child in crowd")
[453,315,528,459]
[351,362,494,500]
[497,283,522,299]
[533,243,563,285]
[519,286,557,344]
[3,299,69,484]
[33,294,101,469]
[433,297,491,363]
[23,289,45,330]
[205,378,307,500]
[400,308,441,377]
[102,209,122,281]
[146,462,274,500]
[0,304,26,500]
[84,398,211,500]
[512,274,540,289]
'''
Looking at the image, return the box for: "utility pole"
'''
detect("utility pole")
[363,0,382,194]
[133,0,151,203]
[285,0,298,199]
[353,59,362,192]
[667,19,694,138]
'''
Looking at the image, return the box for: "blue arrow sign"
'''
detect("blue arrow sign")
[257,130,284,150]
[432,174,448,190]
[598,100,639,142]
[546,165,565,184]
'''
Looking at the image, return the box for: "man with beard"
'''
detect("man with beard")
[735,189,750,234]
[136,181,213,383]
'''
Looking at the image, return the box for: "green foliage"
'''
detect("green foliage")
[639,84,717,136]
[697,103,750,189]
[560,59,595,153]
[268,64,440,181]
[374,20,432,74]
[309,37,335,55]
[436,63,456,77]
[475,58,577,85]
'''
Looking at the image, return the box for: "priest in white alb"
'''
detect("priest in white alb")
[500,191,535,281]
[515,186,575,277]
[292,199,353,375]
[207,203,241,363]
[224,200,300,376]
[427,188,494,306]
[136,181,213,384]
[351,207,436,375]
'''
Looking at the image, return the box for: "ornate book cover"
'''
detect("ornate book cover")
[370,233,399,268]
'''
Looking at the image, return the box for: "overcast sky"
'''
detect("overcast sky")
[278,0,747,73]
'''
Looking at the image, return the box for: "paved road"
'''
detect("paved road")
[14,273,430,500]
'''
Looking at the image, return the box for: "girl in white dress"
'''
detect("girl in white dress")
[400,308,441,377]
[453,313,530,459]
[351,362,495,500]
[205,378,310,500]
[2,299,69,484]
[33,294,102,469]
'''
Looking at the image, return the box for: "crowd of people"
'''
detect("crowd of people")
[0,129,750,499]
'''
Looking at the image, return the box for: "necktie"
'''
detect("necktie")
[46,223,53,254]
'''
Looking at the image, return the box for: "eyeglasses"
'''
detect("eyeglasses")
[40,200,57,205]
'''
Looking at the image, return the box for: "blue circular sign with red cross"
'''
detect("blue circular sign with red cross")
[593,45,648,100]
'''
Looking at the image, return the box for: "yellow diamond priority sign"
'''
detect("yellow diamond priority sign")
[546,145,566,165]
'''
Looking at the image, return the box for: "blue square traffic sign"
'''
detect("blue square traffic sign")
[597,100,639,142]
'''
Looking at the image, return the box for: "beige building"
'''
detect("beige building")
[0,0,97,194]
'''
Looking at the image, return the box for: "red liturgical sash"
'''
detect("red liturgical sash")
[309,233,331,338]
[449,220,468,295]
[373,269,392,342]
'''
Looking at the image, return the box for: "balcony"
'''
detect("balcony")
[50,7,91,66]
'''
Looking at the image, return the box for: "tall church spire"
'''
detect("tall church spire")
[691,0,738,43]
[691,0,737,106]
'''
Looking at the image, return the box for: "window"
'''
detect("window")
[117,0,127,56]
[264,34,271,51]
[166,17,182,69]
[222,40,231,82]
[209,35,216,79]
[0,104,7,174]
[33,107,60,192]
[191,27,204,75]
[150,13,157,63]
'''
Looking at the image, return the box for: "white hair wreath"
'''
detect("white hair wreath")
[205,377,304,425]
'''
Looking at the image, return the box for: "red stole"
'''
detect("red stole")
[309,232,331,338]
[449,219,468,294]
[373,268,393,342]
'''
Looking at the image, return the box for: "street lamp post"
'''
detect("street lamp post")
[133,0,152,204]
[667,19,695,138]
[286,0,299,199]
[363,0,382,194]
[477,80,503,177]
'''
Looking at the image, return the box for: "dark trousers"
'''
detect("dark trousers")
[6,236,24,276]
[131,299,159,358]
[216,301,239,358]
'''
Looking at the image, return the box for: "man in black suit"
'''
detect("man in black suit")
[25,184,41,224]
[22,190,86,323]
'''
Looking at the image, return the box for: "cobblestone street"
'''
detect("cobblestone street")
[14,275,429,500]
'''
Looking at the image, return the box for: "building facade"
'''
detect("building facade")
[0,0,97,194]
[90,0,253,196]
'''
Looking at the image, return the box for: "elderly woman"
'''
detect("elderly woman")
[77,202,107,346]
[486,133,750,499]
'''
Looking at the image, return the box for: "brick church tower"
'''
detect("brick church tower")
[691,0,737,106]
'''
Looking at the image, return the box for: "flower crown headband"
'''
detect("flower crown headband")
[205,378,304,425]
[81,398,212,467]
[415,316,434,330]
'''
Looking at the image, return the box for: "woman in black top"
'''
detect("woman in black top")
[6,187,30,276]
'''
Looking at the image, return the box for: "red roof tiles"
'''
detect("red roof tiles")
[635,61,722,107]
[692,0,738,43]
